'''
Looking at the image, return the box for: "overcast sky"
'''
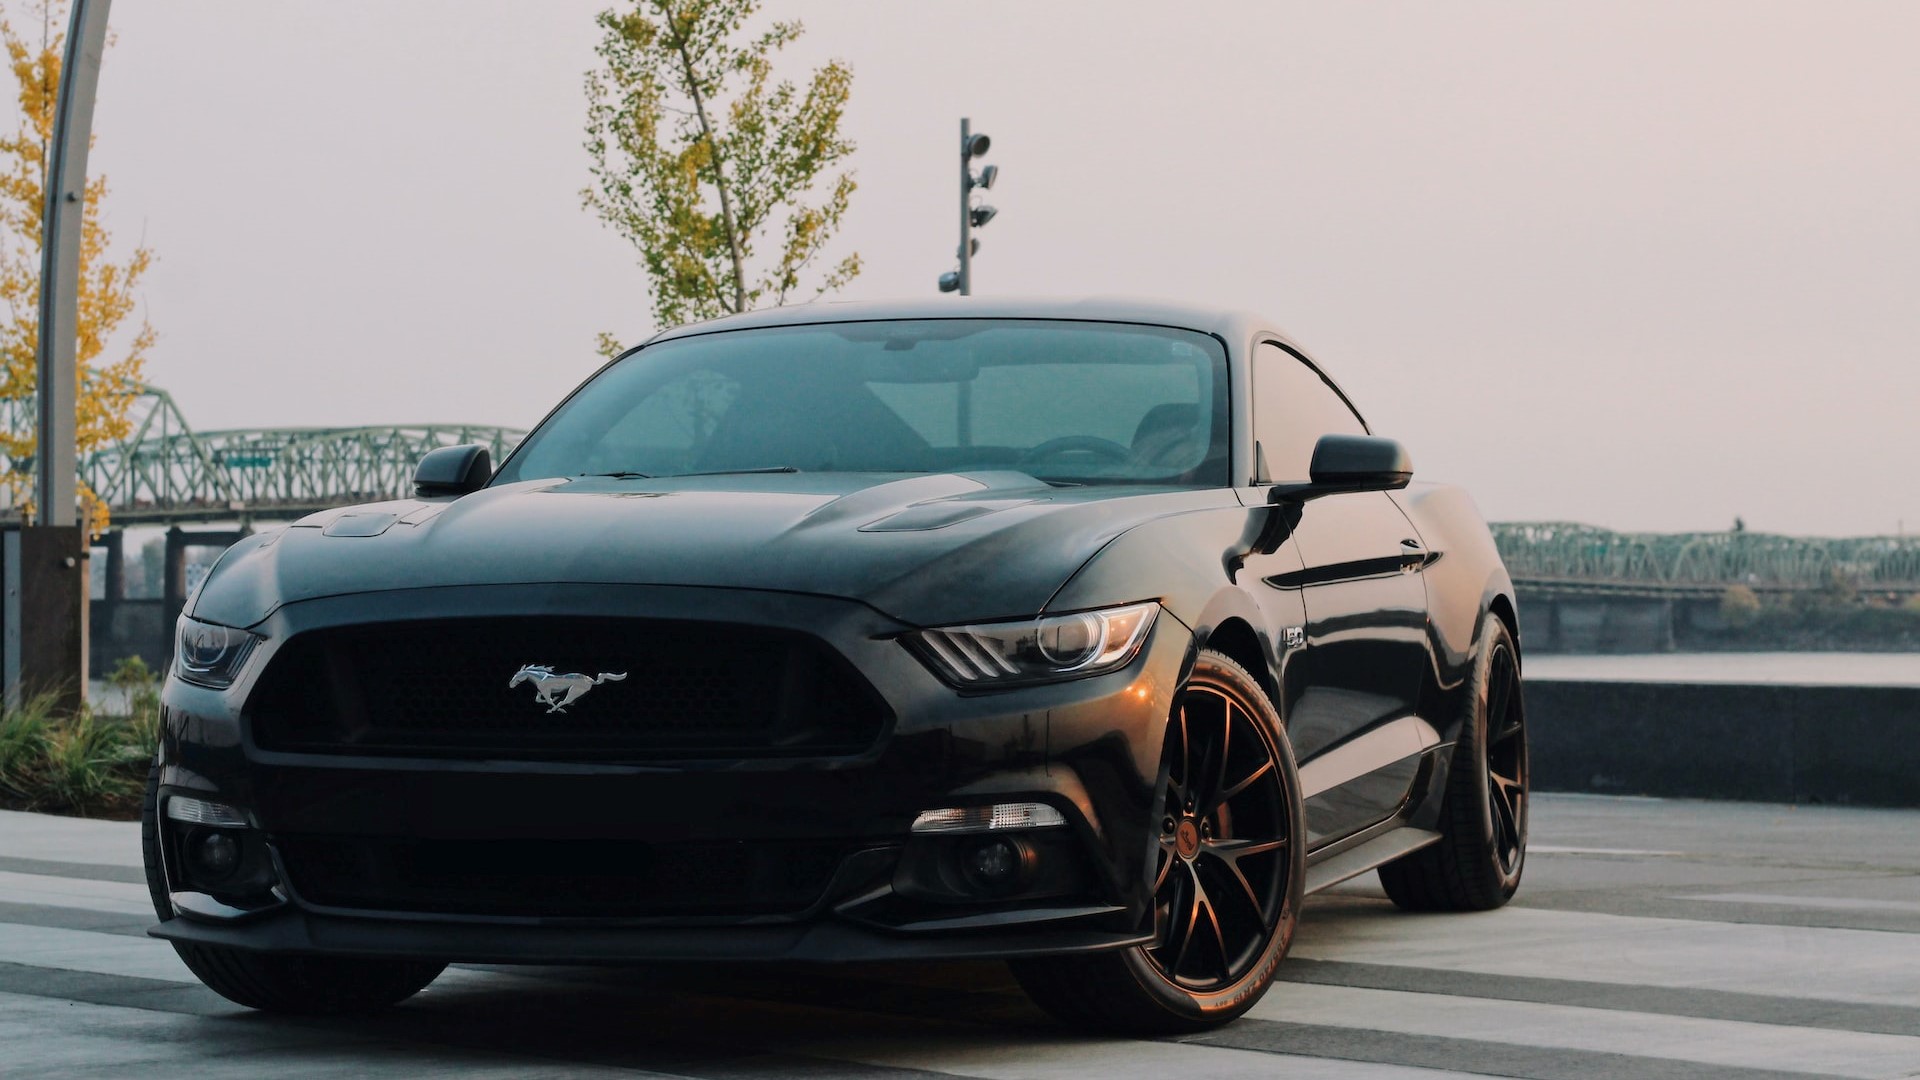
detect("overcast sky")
[84,1,1920,536]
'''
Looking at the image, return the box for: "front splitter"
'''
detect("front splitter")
[151,908,1152,965]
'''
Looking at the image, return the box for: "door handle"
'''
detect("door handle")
[1399,538,1425,572]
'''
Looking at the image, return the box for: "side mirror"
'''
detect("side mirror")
[414,444,492,497]
[1269,435,1412,503]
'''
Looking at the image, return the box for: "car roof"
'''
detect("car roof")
[643,296,1293,351]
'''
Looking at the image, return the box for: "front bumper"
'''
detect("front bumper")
[152,583,1190,963]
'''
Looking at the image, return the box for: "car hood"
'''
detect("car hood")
[190,472,1234,630]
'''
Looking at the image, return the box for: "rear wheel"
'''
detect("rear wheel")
[141,762,445,1014]
[1011,650,1304,1033]
[1377,617,1528,911]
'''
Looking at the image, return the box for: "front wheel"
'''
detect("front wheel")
[1377,616,1528,911]
[1011,650,1305,1033]
[141,762,445,1014]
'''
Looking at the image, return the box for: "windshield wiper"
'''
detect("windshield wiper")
[674,466,801,477]
[583,466,801,480]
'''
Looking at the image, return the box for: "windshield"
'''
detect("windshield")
[495,319,1231,488]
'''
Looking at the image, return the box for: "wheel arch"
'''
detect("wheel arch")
[1182,582,1294,732]
[1198,616,1276,716]
[1489,592,1520,656]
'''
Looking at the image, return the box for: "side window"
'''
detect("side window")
[1252,343,1367,482]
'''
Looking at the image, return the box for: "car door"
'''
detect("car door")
[1245,342,1433,847]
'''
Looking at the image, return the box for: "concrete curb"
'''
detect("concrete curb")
[1523,680,1920,807]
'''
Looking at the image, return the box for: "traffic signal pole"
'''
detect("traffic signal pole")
[958,118,973,296]
[938,118,995,295]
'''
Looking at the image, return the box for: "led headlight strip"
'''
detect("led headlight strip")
[174,617,262,689]
[912,602,1158,687]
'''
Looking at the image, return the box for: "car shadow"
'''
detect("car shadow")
[193,894,1403,1070]
[204,959,1090,1072]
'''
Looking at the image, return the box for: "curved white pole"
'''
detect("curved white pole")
[34,0,112,527]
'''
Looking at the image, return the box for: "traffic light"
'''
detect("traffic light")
[938,118,999,296]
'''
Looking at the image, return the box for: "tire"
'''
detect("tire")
[1377,616,1528,911]
[1011,650,1305,1033]
[142,762,445,1014]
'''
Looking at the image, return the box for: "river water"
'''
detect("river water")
[1524,652,1920,687]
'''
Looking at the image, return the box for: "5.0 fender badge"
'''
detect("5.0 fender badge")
[509,664,627,713]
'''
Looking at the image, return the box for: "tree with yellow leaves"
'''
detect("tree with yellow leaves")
[0,0,152,534]
[585,0,859,342]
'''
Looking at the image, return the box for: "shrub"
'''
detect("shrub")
[1719,585,1762,628]
[107,655,163,760]
[106,655,155,690]
[0,684,153,818]
[0,692,57,802]
[37,710,144,810]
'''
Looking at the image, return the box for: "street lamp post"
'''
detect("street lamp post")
[36,0,110,529]
[6,0,112,711]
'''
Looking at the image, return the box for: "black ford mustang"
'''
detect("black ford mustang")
[144,298,1528,1031]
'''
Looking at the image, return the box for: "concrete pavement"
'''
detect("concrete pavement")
[2,795,1918,1078]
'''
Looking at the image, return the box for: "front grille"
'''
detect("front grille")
[276,834,846,917]
[248,617,888,758]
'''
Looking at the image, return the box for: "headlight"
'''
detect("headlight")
[910,602,1159,688]
[174,618,261,689]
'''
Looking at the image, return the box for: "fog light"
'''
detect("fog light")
[970,839,1018,880]
[167,796,249,828]
[189,831,240,879]
[959,836,1036,895]
[912,802,1066,834]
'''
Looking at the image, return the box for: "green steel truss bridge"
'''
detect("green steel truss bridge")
[4,384,524,527]
[7,386,1919,592]
[1491,521,1920,597]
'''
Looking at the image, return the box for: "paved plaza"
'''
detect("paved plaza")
[3,794,1918,1079]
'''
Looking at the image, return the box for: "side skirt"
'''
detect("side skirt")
[1301,825,1442,895]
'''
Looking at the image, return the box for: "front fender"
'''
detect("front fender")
[1045,503,1262,626]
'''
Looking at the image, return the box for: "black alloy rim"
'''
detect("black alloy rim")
[1145,680,1291,991]
[1485,642,1527,877]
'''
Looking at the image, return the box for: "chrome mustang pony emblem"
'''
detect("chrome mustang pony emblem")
[508,664,628,713]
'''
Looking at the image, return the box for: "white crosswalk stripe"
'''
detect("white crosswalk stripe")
[0,921,195,983]
[0,868,155,916]
[1290,904,1920,1008]
[1248,982,1920,1079]
[2,804,1918,1080]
